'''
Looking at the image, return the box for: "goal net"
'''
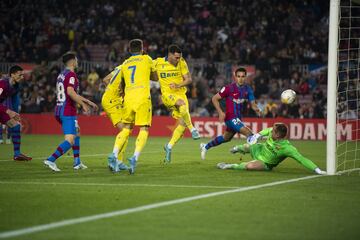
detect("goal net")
[330,0,360,174]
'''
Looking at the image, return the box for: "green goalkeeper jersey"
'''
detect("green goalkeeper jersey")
[250,128,318,171]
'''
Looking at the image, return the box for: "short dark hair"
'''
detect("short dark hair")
[168,44,182,54]
[9,65,23,75]
[129,39,143,53]
[274,123,288,138]
[235,67,247,76]
[62,52,76,65]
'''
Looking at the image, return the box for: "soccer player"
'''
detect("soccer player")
[153,44,200,163]
[217,123,327,174]
[200,67,262,160]
[44,52,98,172]
[0,70,21,145]
[101,64,129,172]
[109,39,157,174]
[0,65,32,160]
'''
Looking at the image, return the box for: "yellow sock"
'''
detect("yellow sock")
[179,105,194,131]
[117,137,129,162]
[134,130,149,160]
[169,125,186,147]
[115,128,131,157]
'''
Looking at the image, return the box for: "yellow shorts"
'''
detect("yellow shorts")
[101,97,124,127]
[122,98,152,126]
[161,93,189,119]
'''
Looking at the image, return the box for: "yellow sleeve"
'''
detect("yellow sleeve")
[180,58,189,76]
[108,68,120,84]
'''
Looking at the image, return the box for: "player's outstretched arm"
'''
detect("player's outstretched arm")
[287,146,326,174]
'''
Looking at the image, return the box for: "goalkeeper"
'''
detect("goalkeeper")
[217,123,326,175]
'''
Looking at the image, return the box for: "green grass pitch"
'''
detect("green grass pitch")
[0,135,360,240]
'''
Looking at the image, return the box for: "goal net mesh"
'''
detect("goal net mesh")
[337,0,360,173]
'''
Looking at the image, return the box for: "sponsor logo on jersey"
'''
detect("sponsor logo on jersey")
[160,72,180,78]
[232,98,247,104]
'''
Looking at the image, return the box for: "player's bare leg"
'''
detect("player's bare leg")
[239,126,261,144]
[245,160,267,170]
[239,126,253,137]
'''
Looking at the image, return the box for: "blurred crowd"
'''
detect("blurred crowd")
[5,62,331,120]
[1,0,357,119]
[1,0,329,64]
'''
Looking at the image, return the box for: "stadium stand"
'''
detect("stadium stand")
[0,0,335,119]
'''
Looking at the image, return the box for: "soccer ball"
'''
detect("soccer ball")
[281,89,296,104]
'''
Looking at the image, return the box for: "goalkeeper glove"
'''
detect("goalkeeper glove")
[314,168,327,175]
[246,133,262,145]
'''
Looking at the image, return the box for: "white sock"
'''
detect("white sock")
[134,152,140,161]
[167,143,173,149]
[113,147,119,157]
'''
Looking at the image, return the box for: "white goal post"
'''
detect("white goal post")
[326,0,339,175]
[327,0,360,175]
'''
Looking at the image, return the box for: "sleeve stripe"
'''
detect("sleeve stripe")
[109,69,120,84]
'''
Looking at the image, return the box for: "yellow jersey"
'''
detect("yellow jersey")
[153,57,190,95]
[120,54,155,102]
[103,65,123,100]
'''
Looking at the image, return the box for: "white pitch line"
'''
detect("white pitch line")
[0,174,324,239]
[336,167,360,175]
[0,153,108,162]
[0,150,162,162]
[0,181,238,189]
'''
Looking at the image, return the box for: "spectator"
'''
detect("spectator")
[87,68,100,86]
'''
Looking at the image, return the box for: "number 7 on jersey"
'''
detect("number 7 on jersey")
[128,65,136,84]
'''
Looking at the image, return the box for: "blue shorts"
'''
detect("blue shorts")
[56,115,79,135]
[225,118,245,133]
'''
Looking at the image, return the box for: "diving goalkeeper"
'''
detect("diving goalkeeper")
[217,123,326,175]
